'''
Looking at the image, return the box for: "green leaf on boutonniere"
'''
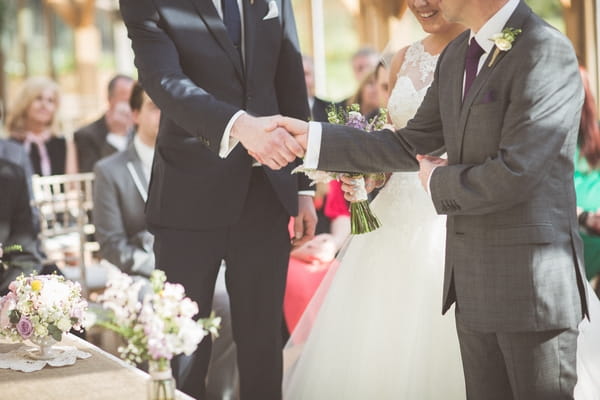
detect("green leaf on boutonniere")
[488,27,522,67]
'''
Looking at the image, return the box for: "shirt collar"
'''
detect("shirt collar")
[470,0,520,54]
[133,134,155,173]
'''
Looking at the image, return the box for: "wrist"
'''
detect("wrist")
[230,112,249,140]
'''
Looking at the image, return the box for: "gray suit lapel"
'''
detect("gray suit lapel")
[456,1,532,159]
[125,143,149,203]
[187,0,245,83]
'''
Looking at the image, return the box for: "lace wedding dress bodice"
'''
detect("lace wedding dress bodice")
[379,41,440,208]
[388,41,438,132]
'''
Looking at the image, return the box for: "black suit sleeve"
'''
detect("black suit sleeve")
[119,0,239,154]
[0,162,42,294]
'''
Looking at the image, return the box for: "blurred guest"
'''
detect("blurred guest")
[283,182,351,333]
[351,47,379,82]
[75,74,134,172]
[6,77,76,176]
[374,60,390,110]
[93,82,158,277]
[574,66,600,287]
[0,159,43,295]
[348,70,380,119]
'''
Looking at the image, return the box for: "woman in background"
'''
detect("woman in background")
[6,77,77,176]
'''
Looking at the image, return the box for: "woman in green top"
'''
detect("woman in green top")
[575,66,600,285]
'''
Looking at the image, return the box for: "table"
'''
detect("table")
[0,334,195,400]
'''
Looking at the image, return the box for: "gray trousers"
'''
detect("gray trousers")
[456,318,578,400]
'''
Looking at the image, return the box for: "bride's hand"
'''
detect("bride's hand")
[340,175,372,202]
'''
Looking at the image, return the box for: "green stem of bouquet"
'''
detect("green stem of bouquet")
[350,201,381,234]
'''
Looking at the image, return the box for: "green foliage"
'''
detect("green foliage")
[526,0,564,31]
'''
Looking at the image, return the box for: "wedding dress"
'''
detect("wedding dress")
[283,41,600,400]
[282,41,466,399]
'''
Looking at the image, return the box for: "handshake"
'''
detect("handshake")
[230,114,310,170]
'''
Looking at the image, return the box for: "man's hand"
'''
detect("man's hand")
[416,154,447,192]
[292,195,317,248]
[231,114,304,170]
[275,116,309,150]
[106,101,133,135]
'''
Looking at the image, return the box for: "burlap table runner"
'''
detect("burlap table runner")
[0,334,194,400]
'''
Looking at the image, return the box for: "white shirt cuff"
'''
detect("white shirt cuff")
[219,110,245,158]
[427,166,439,195]
[304,121,322,169]
[298,190,316,197]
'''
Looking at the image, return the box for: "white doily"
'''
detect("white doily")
[0,343,91,372]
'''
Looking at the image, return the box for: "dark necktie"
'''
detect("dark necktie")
[463,38,485,100]
[222,0,242,52]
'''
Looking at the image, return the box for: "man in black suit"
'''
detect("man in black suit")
[119,1,316,399]
[0,159,43,295]
[74,74,135,172]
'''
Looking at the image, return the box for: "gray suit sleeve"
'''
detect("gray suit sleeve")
[430,34,583,216]
[93,164,154,277]
[119,0,239,154]
[317,58,445,173]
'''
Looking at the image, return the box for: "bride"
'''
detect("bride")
[283,0,600,398]
[282,1,467,399]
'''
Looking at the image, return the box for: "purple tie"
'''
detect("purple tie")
[463,38,485,100]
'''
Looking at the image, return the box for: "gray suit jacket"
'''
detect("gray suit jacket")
[317,2,587,332]
[93,142,154,276]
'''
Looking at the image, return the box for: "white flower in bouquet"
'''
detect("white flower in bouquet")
[0,274,88,343]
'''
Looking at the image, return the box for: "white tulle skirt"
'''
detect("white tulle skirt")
[282,172,600,400]
[283,172,465,399]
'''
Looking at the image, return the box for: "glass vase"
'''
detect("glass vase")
[148,360,176,400]
[29,335,59,360]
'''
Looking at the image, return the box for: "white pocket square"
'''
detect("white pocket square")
[263,1,279,20]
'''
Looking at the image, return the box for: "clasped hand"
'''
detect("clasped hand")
[230,114,309,170]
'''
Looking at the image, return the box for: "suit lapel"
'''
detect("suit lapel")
[187,0,245,83]
[456,1,532,159]
[125,144,149,203]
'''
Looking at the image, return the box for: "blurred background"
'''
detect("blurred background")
[0,0,593,134]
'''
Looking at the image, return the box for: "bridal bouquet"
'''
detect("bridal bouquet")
[96,269,221,368]
[293,104,387,234]
[0,273,87,343]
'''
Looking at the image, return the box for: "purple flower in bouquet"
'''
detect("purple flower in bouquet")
[16,316,33,339]
[346,111,367,130]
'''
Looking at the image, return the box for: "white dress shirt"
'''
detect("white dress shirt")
[133,134,155,182]
[304,0,521,191]
[106,132,129,152]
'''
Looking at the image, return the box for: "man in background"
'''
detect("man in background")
[75,74,134,172]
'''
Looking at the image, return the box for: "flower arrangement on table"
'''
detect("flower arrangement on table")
[293,104,388,234]
[0,273,87,346]
[95,269,220,400]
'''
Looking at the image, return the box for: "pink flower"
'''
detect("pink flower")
[16,316,33,339]
[0,293,16,329]
[8,280,17,293]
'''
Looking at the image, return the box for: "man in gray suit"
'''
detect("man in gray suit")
[276,0,588,398]
[93,82,157,277]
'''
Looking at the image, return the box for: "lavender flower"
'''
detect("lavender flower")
[16,316,33,339]
[346,111,367,130]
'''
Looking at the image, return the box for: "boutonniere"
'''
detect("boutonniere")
[488,27,522,67]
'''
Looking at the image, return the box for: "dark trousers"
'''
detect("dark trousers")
[456,317,578,400]
[153,168,291,400]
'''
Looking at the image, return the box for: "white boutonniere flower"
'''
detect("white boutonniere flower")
[488,27,522,67]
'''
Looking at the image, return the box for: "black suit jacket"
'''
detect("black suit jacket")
[0,160,43,294]
[120,0,311,231]
[74,116,121,173]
